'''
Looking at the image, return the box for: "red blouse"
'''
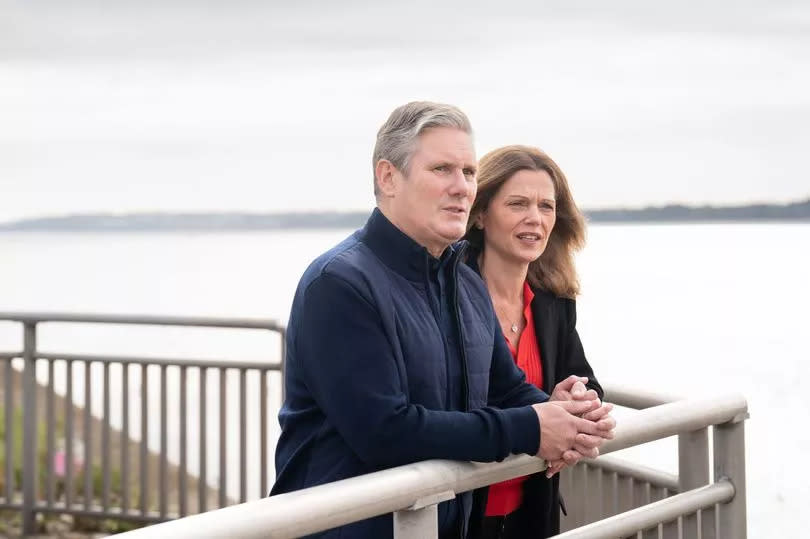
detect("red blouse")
[485,281,543,516]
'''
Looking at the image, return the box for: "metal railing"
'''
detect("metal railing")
[558,384,748,538]
[0,311,748,538]
[109,392,748,538]
[0,312,284,535]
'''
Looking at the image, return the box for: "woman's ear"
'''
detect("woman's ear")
[473,213,484,229]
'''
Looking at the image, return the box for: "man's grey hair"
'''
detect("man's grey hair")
[373,101,473,197]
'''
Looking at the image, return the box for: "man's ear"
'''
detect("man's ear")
[375,160,398,198]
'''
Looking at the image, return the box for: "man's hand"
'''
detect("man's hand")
[543,402,617,477]
[550,375,599,403]
[531,400,603,462]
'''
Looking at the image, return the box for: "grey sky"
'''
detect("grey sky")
[1,0,809,222]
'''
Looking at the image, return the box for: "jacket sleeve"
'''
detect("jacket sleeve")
[487,326,550,408]
[560,299,603,399]
[296,273,541,468]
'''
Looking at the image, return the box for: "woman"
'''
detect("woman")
[465,145,604,538]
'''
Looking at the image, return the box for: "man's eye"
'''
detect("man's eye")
[463,169,476,178]
[434,165,449,173]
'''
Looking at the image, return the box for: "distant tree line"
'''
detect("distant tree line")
[1,199,808,231]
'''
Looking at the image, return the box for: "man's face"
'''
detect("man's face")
[383,127,477,257]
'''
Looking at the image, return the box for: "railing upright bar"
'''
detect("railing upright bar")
[122,362,130,514]
[714,419,747,538]
[21,323,38,534]
[179,365,188,517]
[46,359,55,507]
[239,368,247,504]
[603,471,618,519]
[393,504,439,539]
[102,362,111,511]
[65,360,74,508]
[83,360,92,510]
[140,364,148,515]
[219,368,227,508]
[661,517,678,539]
[3,359,13,503]
[679,428,709,538]
[199,367,207,513]
[586,464,602,523]
[260,369,268,497]
[159,364,167,518]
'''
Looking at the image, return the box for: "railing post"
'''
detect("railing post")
[714,418,747,538]
[393,505,439,539]
[393,490,453,539]
[22,322,38,535]
[678,427,710,538]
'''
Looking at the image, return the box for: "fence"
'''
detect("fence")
[0,312,748,538]
[0,312,284,535]
[111,391,747,538]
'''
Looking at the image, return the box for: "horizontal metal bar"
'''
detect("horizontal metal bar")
[115,456,549,539]
[599,393,748,455]
[0,351,21,360]
[588,455,679,491]
[34,352,280,371]
[552,481,735,539]
[602,383,681,409]
[0,312,282,331]
[33,503,171,524]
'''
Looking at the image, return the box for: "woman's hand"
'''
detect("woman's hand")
[550,375,599,403]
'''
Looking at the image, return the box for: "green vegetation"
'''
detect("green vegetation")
[0,404,144,534]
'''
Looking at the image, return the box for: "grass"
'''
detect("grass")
[0,404,144,533]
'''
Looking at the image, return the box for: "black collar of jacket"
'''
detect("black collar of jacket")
[361,207,465,282]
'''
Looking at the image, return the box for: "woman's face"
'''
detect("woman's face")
[477,168,557,266]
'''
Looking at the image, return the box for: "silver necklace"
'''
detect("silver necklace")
[494,304,521,334]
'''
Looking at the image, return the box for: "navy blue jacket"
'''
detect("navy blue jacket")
[271,209,549,538]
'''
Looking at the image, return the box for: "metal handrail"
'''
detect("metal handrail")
[114,392,748,539]
[587,454,679,491]
[603,383,682,409]
[0,312,285,534]
[554,480,735,539]
[0,312,282,331]
[34,352,279,371]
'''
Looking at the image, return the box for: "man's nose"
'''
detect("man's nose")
[448,170,472,197]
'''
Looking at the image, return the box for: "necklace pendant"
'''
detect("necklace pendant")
[510,323,518,333]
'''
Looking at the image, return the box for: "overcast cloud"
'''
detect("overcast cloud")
[1,0,809,222]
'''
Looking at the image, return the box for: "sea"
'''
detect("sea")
[1,223,808,537]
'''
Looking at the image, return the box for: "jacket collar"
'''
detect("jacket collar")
[361,207,462,282]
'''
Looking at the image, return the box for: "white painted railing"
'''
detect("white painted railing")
[114,392,748,538]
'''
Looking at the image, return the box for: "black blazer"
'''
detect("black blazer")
[466,255,603,538]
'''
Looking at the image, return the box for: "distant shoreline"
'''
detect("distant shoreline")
[1,199,808,231]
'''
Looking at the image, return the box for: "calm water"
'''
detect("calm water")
[1,224,808,536]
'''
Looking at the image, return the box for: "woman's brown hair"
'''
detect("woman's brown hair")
[465,145,586,298]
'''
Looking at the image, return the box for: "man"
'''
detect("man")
[271,102,614,538]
